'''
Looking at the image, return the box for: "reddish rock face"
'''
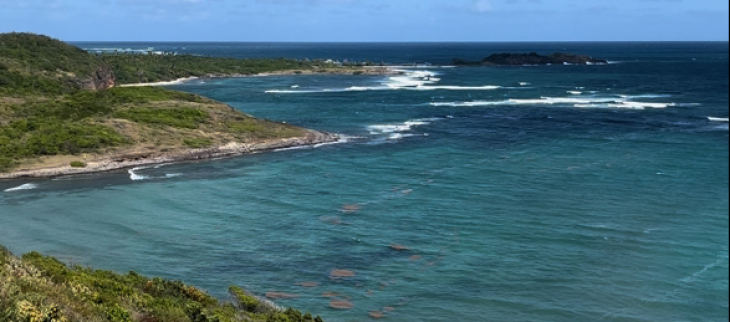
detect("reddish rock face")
[71,64,116,91]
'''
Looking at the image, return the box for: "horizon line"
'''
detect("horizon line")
[67,40,730,43]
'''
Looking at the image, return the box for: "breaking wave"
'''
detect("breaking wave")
[266,70,500,93]
[128,167,151,181]
[4,183,38,192]
[430,96,679,110]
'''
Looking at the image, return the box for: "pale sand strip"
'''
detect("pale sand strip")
[117,67,399,87]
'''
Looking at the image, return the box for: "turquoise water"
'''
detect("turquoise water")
[2,43,728,322]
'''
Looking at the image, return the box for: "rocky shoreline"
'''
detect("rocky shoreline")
[0,131,341,179]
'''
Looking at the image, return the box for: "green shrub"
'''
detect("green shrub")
[70,161,86,168]
[184,138,213,148]
[0,121,129,172]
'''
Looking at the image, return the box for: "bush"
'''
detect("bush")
[183,138,213,148]
[70,161,86,168]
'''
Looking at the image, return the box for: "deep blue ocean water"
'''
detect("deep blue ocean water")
[1,42,728,322]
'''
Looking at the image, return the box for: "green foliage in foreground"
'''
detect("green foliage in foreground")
[0,246,324,322]
[101,55,327,84]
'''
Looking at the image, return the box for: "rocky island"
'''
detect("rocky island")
[0,33,391,178]
[453,52,608,66]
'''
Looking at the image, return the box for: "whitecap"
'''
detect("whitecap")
[4,183,38,192]
[568,91,582,95]
[708,117,729,122]
[619,94,672,99]
[430,96,676,109]
[367,118,440,137]
[128,167,151,181]
[165,173,183,178]
[519,82,531,86]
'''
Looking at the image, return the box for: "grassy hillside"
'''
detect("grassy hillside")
[0,33,114,95]
[0,245,324,322]
[0,86,306,172]
[0,34,311,173]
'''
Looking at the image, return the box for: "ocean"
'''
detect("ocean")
[1,42,728,322]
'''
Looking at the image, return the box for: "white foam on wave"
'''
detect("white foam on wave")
[365,118,441,141]
[568,91,582,95]
[4,183,38,192]
[128,167,151,181]
[165,173,183,178]
[708,117,729,122]
[619,94,672,99]
[574,102,674,110]
[430,96,677,110]
[266,70,500,93]
[367,118,440,135]
[519,82,531,86]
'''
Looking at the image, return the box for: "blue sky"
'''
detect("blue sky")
[0,0,728,41]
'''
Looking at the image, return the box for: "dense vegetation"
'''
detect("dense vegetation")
[0,34,310,173]
[0,86,306,172]
[0,33,112,95]
[102,55,330,84]
[0,245,324,322]
[453,52,607,66]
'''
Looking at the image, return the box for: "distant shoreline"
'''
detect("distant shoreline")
[118,66,401,87]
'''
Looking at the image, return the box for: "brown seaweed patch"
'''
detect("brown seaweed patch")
[330,269,357,279]
[296,281,320,287]
[409,255,422,261]
[369,311,385,319]
[322,291,340,297]
[329,300,354,309]
[319,215,343,225]
[389,244,409,251]
[265,292,299,299]
[340,204,361,213]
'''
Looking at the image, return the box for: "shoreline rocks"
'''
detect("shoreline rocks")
[0,131,341,179]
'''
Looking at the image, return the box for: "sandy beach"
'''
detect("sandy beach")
[117,67,400,87]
